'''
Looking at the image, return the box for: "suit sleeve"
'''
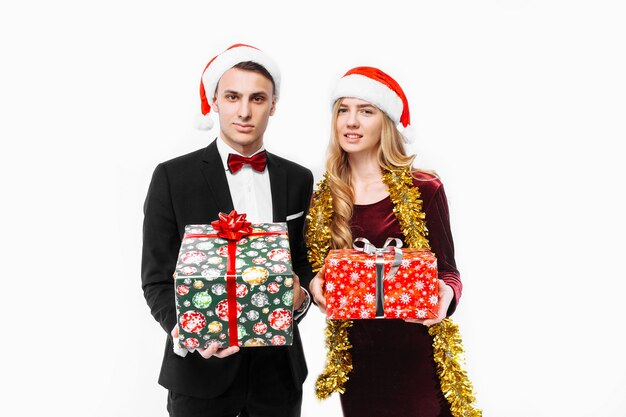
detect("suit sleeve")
[290,170,315,322]
[141,163,180,334]
[425,183,463,317]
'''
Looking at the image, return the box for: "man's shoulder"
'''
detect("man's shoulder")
[158,146,211,169]
[267,152,312,177]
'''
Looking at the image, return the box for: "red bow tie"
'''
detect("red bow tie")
[227,151,267,173]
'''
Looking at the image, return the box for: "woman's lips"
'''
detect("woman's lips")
[343,133,362,143]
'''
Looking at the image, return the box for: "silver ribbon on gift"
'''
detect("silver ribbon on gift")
[353,237,404,318]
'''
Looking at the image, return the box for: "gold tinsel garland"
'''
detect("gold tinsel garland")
[304,173,333,273]
[382,169,430,250]
[305,173,354,398]
[306,168,481,416]
[429,318,482,417]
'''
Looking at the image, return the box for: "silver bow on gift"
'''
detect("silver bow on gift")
[353,237,404,318]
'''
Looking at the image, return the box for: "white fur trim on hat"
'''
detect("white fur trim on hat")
[399,124,416,144]
[330,74,403,125]
[196,113,214,130]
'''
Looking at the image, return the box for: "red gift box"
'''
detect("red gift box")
[324,238,439,320]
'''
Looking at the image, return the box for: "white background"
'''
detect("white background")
[1,1,625,416]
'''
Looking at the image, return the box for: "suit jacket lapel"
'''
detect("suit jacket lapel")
[200,139,235,213]
[267,152,287,222]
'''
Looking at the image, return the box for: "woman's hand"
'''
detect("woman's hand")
[309,266,327,314]
[404,279,454,326]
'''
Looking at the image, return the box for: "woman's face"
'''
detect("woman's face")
[335,97,384,157]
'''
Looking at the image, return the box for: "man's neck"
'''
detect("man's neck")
[218,135,264,157]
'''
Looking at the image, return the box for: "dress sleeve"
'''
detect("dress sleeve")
[424,182,463,316]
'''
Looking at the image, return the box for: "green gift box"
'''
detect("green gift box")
[174,211,295,349]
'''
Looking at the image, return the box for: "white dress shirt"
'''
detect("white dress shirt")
[216,137,273,223]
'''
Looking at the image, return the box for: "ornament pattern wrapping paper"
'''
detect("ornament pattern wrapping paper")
[174,222,294,348]
[324,248,439,319]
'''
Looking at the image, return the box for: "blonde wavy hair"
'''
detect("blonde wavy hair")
[325,99,421,249]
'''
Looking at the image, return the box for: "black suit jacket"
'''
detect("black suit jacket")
[141,139,314,399]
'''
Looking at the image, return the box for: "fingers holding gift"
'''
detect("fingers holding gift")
[292,273,306,310]
[212,345,240,358]
[421,279,454,327]
[197,343,240,359]
[171,324,180,339]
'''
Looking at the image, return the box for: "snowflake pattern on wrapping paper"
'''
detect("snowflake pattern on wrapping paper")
[328,258,340,267]
[399,293,411,304]
[324,248,439,319]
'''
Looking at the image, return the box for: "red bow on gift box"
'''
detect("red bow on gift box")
[211,210,253,241]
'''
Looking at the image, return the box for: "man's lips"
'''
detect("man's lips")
[234,123,254,133]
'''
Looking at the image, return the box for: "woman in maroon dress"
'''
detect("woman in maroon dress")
[306,66,463,417]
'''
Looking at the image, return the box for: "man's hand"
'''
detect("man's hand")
[171,324,240,359]
[197,344,240,359]
[292,273,306,310]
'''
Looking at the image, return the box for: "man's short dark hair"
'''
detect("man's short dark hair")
[233,61,276,95]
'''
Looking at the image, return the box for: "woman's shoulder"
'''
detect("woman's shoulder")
[412,169,443,187]
[409,169,444,207]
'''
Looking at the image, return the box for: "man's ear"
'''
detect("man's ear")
[212,97,219,113]
[269,96,277,116]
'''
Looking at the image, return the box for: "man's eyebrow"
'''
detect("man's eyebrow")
[221,90,269,97]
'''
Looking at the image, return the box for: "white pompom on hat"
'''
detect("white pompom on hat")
[197,43,281,130]
[330,66,415,143]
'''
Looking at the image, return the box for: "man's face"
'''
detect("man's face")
[212,67,276,156]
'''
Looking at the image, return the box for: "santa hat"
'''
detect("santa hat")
[197,43,281,130]
[330,66,415,142]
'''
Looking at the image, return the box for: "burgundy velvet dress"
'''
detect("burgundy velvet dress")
[339,172,462,417]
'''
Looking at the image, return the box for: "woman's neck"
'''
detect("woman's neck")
[348,154,388,204]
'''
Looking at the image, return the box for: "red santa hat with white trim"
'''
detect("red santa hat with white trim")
[197,43,281,130]
[330,66,415,142]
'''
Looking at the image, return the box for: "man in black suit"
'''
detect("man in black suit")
[141,44,314,417]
